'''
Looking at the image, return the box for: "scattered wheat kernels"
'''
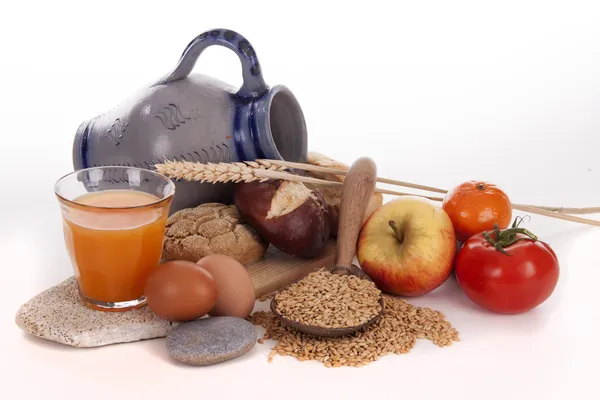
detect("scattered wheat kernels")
[274,270,382,329]
[259,292,278,302]
[248,294,460,368]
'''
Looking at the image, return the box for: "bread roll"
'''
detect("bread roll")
[234,180,331,258]
[162,203,268,264]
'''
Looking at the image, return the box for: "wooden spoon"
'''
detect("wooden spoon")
[270,157,384,337]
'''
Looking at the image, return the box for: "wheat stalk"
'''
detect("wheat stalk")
[154,159,600,227]
[154,159,289,184]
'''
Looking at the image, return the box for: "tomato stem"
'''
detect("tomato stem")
[511,215,531,228]
[389,220,404,244]
[483,221,538,255]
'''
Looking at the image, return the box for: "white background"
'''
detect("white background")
[1,1,599,399]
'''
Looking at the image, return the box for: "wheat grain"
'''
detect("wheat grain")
[248,294,459,368]
[259,292,278,302]
[154,159,289,184]
[274,270,382,328]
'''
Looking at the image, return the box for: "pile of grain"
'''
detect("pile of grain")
[248,294,459,368]
[274,270,382,328]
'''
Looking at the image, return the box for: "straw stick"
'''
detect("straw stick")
[266,159,448,194]
[261,159,600,215]
[255,170,600,227]
[512,204,600,227]
[155,159,600,227]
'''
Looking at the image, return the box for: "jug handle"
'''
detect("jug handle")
[154,29,268,99]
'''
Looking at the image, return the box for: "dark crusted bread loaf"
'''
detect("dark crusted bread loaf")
[234,180,331,259]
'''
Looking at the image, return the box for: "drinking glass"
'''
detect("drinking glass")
[54,166,176,311]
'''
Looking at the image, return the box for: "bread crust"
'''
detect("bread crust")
[306,151,383,235]
[234,180,331,258]
[162,203,268,264]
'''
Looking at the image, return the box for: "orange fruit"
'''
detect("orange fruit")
[442,181,512,242]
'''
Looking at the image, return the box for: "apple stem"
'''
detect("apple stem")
[389,220,404,244]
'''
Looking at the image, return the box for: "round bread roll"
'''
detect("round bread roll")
[162,203,268,265]
[234,180,331,259]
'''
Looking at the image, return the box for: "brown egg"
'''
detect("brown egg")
[196,254,256,318]
[144,260,218,322]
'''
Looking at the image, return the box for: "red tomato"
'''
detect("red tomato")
[455,223,559,314]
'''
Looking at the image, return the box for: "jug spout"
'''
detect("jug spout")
[252,85,308,164]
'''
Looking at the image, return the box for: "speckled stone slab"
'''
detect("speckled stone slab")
[166,317,256,366]
[15,276,177,348]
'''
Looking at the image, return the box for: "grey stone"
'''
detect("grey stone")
[166,317,257,366]
[15,276,177,348]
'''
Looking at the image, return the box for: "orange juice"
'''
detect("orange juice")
[61,189,169,309]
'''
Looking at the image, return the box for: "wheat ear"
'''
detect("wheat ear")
[154,159,289,183]
[154,159,600,227]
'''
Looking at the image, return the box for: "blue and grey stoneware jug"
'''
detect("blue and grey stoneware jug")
[73,28,308,213]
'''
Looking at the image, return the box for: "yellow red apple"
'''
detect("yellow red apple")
[357,196,456,296]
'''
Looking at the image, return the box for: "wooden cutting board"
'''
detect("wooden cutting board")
[246,241,337,298]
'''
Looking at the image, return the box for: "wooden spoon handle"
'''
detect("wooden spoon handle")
[335,157,377,268]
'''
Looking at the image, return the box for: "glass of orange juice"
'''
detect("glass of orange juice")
[54,166,176,312]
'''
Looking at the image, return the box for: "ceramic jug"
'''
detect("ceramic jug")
[72,28,308,213]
